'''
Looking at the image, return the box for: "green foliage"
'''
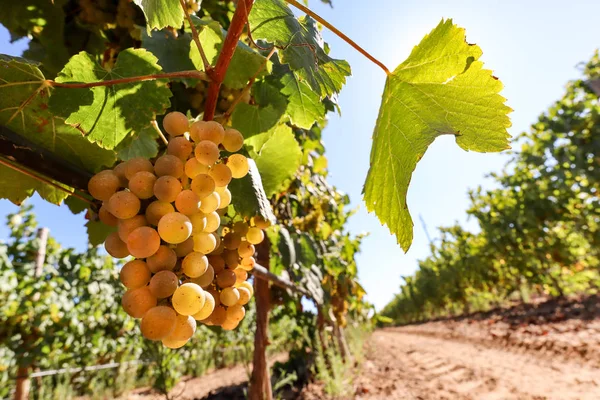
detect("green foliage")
[116,125,160,161]
[363,19,512,251]
[228,159,277,223]
[134,0,185,31]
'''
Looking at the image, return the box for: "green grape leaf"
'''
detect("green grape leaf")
[116,125,160,161]
[231,103,284,139]
[245,124,302,197]
[86,220,116,247]
[0,165,71,205]
[228,159,276,223]
[64,196,88,215]
[0,55,115,204]
[134,0,185,31]
[189,18,269,89]
[249,0,351,97]
[141,29,197,85]
[363,19,512,251]
[280,73,325,129]
[49,49,172,149]
[278,227,296,269]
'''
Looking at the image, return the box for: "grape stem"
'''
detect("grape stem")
[151,120,169,146]
[223,47,277,120]
[179,0,214,77]
[46,70,210,89]
[284,0,390,75]
[203,0,254,121]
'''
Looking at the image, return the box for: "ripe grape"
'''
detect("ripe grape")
[122,286,157,318]
[222,128,244,152]
[175,190,200,216]
[192,265,214,288]
[223,250,240,268]
[99,204,118,226]
[190,174,216,199]
[223,232,242,250]
[233,221,249,235]
[141,306,177,340]
[204,211,220,233]
[175,237,195,258]
[118,214,147,242]
[129,171,157,200]
[233,268,248,286]
[190,120,224,144]
[162,111,189,136]
[227,154,249,178]
[158,212,193,244]
[149,270,179,298]
[125,157,154,180]
[147,245,178,273]
[127,226,161,258]
[238,281,254,296]
[182,252,209,278]
[226,304,245,322]
[237,241,255,258]
[172,283,205,316]
[108,191,141,219]
[253,215,271,229]
[221,318,239,330]
[218,188,232,209]
[167,314,196,341]
[209,305,227,325]
[154,155,184,178]
[184,158,209,179]
[88,170,120,201]
[153,175,182,203]
[167,137,194,161]
[193,232,217,254]
[119,260,151,289]
[190,213,207,234]
[216,269,236,288]
[240,256,256,271]
[194,140,220,165]
[199,192,220,213]
[208,255,225,274]
[237,286,251,305]
[193,291,215,320]
[113,162,129,187]
[145,201,175,226]
[105,232,130,258]
[209,164,232,187]
[162,336,188,349]
[246,227,264,245]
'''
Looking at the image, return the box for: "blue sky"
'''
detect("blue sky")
[1,0,599,310]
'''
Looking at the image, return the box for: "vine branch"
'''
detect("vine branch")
[284,0,390,75]
[46,70,210,89]
[179,0,213,76]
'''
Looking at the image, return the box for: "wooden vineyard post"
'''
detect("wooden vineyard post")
[15,227,49,400]
[249,239,273,400]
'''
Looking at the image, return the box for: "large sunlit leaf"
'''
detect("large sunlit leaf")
[280,73,325,129]
[134,0,185,31]
[363,19,512,251]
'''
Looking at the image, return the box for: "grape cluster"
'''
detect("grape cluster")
[88,113,269,348]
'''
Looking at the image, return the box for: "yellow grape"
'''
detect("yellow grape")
[226,154,249,179]
[233,268,248,286]
[190,174,215,199]
[88,170,120,201]
[175,190,200,216]
[226,304,245,322]
[125,157,154,180]
[233,221,249,235]
[190,213,207,234]
[175,237,195,258]
[182,252,209,278]
[113,162,129,187]
[162,336,188,349]
[167,136,193,160]
[237,241,255,258]
[192,291,215,320]
[240,256,256,271]
[119,260,151,289]
[216,269,236,288]
[209,164,232,187]
[154,155,184,178]
[149,270,179,298]
[105,232,129,258]
[199,192,220,214]
[208,255,225,274]
[128,171,157,200]
[238,281,254,296]
[184,158,209,179]
[122,286,157,318]
[192,265,214,288]
[99,204,118,226]
[167,314,196,341]
[212,240,225,255]
[246,227,264,245]
[223,232,242,250]
[190,120,224,144]
[153,175,182,203]
[141,306,177,340]
[147,245,177,273]
[194,140,220,166]
[107,191,141,220]
[118,214,147,242]
[218,188,231,209]
[193,232,217,254]
[222,128,244,152]
[204,211,220,233]
[221,318,239,330]
[237,286,251,305]
[145,201,175,226]
[223,250,240,268]
[158,212,193,244]
[252,215,271,229]
[162,111,189,136]
[127,227,161,258]
[209,305,227,325]
[172,283,205,316]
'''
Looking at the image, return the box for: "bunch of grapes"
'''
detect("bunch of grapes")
[87,113,270,348]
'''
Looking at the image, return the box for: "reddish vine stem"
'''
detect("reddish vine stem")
[47,70,209,89]
[179,0,213,76]
[203,0,254,121]
[284,0,390,75]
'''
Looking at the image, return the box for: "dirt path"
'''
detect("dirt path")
[354,328,600,400]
